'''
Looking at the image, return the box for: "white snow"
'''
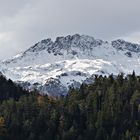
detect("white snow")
[0,34,140,95]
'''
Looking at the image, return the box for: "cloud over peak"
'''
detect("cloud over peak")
[0,0,140,59]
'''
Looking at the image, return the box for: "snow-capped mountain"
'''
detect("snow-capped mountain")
[1,34,140,96]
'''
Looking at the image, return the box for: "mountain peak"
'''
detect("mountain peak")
[24,38,53,53]
[112,39,140,52]
[22,34,105,58]
[2,34,140,96]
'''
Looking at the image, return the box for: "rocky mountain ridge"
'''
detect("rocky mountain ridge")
[0,34,140,96]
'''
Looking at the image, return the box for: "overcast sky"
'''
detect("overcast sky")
[0,0,140,59]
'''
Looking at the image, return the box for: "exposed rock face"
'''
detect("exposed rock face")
[1,34,140,96]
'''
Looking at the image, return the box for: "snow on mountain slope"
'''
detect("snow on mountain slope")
[1,34,140,96]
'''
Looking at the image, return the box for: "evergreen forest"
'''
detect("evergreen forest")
[0,72,139,140]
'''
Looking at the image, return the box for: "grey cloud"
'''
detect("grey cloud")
[0,0,140,59]
[0,0,30,18]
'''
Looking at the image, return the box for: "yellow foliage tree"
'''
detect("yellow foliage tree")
[0,116,7,135]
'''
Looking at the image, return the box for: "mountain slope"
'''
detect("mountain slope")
[1,34,140,96]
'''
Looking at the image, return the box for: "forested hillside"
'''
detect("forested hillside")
[0,75,28,100]
[0,72,139,140]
